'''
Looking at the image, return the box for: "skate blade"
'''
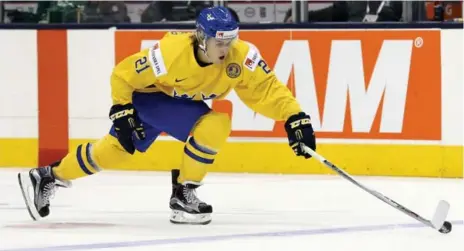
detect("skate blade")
[17,173,41,221]
[170,210,212,225]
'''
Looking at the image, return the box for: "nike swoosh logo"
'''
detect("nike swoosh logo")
[175,78,187,82]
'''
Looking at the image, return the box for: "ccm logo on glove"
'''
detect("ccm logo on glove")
[284,112,316,159]
[109,104,146,154]
[109,109,135,120]
[288,118,311,129]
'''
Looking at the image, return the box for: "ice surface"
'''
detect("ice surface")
[0,168,462,251]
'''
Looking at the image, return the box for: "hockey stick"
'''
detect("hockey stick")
[301,144,452,234]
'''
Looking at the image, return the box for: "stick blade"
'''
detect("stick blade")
[431,200,450,229]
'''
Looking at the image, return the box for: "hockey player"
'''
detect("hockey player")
[18,6,316,225]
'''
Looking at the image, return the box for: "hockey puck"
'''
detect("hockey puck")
[438,221,452,234]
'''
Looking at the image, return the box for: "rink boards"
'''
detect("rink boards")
[0,28,462,178]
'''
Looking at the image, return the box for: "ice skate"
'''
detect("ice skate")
[169,170,212,225]
[18,163,71,220]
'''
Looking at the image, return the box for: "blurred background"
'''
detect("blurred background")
[1,0,462,24]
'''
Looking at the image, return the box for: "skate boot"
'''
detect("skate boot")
[18,162,71,220]
[169,169,212,225]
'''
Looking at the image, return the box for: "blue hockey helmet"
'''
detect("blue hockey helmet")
[196,6,239,50]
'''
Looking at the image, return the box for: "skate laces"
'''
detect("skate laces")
[183,187,202,205]
[41,181,56,205]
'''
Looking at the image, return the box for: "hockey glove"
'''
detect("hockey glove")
[284,112,316,159]
[109,104,146,155]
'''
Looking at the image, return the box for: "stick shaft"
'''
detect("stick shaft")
[301,145,436,228]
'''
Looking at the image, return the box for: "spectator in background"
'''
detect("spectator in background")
[347,1,403,22]
[82,1,130,23]
[227,7,239,22]
[5,1,75,23]
[284,1,349,22]
[141,1,212,23]
[5,1,53,23]
[424,1,462,21]
[284,1,402,23]
[96,1,130,23]
[5,1,132,24]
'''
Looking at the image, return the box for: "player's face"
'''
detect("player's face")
[207,38,235,64]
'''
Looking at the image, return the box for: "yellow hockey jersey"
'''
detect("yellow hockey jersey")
[110,32,302,121]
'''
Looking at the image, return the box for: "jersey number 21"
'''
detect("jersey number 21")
[135,57,150,74]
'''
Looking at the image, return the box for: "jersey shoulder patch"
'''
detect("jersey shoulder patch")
[148,42,168,77]
[148,33,193,78]
[242,42,261,72]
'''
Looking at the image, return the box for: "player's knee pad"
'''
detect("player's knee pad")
[91,134,133,169]
[191,111,231,151]
[179,112,231,183]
